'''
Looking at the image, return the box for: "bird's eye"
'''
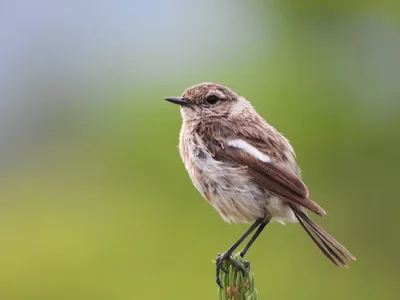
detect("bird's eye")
[206,95,219,105]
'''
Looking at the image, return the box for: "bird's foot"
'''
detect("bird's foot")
[215,252,248,288]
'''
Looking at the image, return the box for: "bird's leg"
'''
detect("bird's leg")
[239,218,270,258]
[215,218,263,288]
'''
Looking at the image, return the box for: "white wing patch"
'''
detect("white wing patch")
[227,139,271,163]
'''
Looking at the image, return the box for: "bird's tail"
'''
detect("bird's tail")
[290,204,356,267]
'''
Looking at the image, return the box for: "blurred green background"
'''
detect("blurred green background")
[1,1,400,299]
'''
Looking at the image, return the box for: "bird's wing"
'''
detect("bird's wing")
[201,130,326,216]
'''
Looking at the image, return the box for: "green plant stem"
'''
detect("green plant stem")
[217,253,258,300]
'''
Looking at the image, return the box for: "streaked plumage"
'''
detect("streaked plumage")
[165,82,355,286]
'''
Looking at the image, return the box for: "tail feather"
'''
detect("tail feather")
[290,204,356,267]
[296,210,348,267]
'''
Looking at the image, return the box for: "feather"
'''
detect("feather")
[200,127,326,216]
[289,204,356,266]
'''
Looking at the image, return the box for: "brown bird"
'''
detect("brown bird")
[165,82,355,287]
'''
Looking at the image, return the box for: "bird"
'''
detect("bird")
[164,82,355,287]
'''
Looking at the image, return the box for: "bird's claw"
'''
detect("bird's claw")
[215,252,247,288]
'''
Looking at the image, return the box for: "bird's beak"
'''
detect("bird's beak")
[164,97,189,106]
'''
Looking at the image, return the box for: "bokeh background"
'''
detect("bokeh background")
[1,1,400,299]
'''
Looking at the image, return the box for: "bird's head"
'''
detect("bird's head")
[165,82,251,121]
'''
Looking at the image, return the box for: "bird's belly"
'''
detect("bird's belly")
[189,163,296,224]
[199,174,265,224]
[180,133,296,224]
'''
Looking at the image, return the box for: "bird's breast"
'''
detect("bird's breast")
[178,126,267,223]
